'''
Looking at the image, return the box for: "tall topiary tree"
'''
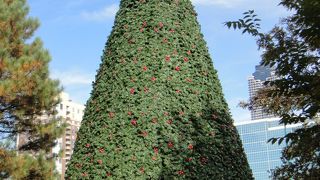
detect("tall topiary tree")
[66,0,252,179]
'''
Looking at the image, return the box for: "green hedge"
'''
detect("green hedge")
[66,0,253,179]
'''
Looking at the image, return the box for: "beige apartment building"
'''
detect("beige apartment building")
[15,92,85,179]
[53,92,85,179]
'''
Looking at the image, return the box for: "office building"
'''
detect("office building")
[235,118,301,179]
[248,65,277,120]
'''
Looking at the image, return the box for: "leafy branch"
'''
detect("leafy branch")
[224,10,263,37]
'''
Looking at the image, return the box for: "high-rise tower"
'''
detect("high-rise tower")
[248,65,276,120]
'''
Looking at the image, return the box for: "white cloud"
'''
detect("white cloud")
[191,0,244,8]
[81,4,119,22]
[51,69,93,104]
[64,88,91,105]
[51,70,94,86]
[191,0,286,12]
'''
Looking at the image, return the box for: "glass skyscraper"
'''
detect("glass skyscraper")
[235,118,301,179]
[248,65,277,120]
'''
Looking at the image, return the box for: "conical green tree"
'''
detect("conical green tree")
[66,0,252,179]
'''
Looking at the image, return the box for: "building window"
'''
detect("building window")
[60,104,63,110]
[66,106,70,115]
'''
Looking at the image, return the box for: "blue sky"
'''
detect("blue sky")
[27,0,289,122]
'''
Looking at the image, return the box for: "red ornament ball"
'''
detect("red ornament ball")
[109,112,115,118]
[153,147,159,154]
[131,119,137,126]
[99,148,105,153]
[130,88,135,94]
[168,142,174,148]
[140,167,145,173]
[163,38,168,43]
[159,22,164,28]
[144,87,149,93]
[152,118,158,123]
[165,55,171,62]
[142,66,148,71]
[142,131,148,137]
[142,21,147,27]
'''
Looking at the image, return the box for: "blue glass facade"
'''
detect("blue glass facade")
[235,118,300,180]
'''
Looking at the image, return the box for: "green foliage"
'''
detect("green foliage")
[226,0,320,179]
[224,10,262,36]
[66,0,252,179]
[0,0,64,178]
[0,149,60,180]
[0,0,62,142]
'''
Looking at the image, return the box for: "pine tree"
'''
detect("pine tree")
[0,0,63,179]
[66,0,252,179]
